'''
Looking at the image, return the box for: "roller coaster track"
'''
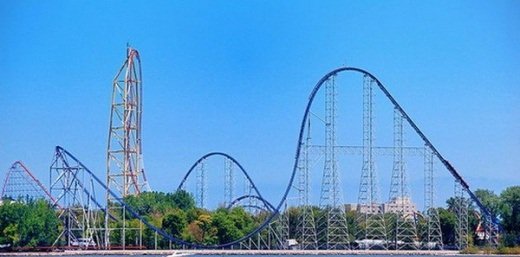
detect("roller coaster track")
[54,146,200,247]
[226,195,276,212]
[14,66,499,249]
[256,66,500,246]
[177,152,276,215]
[1,161,60,208]
[177,152,265,201]
[55,145,281,248]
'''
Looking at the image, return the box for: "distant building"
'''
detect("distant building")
[345,203,358,212]
[383,197,417,218]
[357,203,384,215]
[475,222,489,240]
[346,197,417,217]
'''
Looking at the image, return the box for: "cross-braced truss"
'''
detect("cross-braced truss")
[357,75,387,249]
[106,47,150,249]
[388,109,418,250]
[423,146,443,249]
[50,147,104,248]
[317,76,350,250]
[1,161,58,205]
[7,65,496,251]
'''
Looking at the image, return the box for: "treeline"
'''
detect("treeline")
[0,186,518,249]
[105,186,520,249]
[0,199,59,248]
[112,190,263,247]
[473,187,520,247]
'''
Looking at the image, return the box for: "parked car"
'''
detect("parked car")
[71,238,96,248]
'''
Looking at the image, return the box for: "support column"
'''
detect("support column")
[455,180,469,250]
[298,118,318,249]
[196,161,207,209]
[389,109,417,250]
[423,146,443,249]
[357,75,387,249]
[318,75,350,249]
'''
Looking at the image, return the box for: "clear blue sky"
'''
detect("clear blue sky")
[1,1,519,207]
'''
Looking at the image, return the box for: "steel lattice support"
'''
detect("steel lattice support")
[106,47,150,249]
[318,76,349,250]
[243,179,258,214]
[357,75,387,249]
[280,201,290,249]
[423,145,443,249]
[50,149,103,249]
[388,109,417,250]
[269,219,286,249]
[196,160,207,209]
[455,180,469,250]
[224,158,235,207]
[106,46,149,197]
[297,118,318,249]
[240,218,284,250]
[483,213,499,247]
[1,161,57,205]
[252,217,284,250]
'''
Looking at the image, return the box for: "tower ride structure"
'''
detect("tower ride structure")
[105,47,150,248]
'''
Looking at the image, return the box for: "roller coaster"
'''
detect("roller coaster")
[1,47,500,251]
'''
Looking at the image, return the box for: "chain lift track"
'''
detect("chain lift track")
[1,161,59,207]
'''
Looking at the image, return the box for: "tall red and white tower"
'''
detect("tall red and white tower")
[105,46,150,248]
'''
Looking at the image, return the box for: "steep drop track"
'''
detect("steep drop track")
[53,66,499,249]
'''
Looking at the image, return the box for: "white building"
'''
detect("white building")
[346,197,417,217]
[383,197,417,218]
[357,203,385,214]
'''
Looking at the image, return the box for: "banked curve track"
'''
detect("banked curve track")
[55,66,499,249]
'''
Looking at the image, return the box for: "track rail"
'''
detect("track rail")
[298,67,499,227]
[226,194,276,212]
[177,152,265,201]
[51,66,499,249]
[1,161,61,208]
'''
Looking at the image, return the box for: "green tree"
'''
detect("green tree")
[182,211,216,244]
[212,209,241,244]
[446,196,474,213]
[345,210,358,241]
[286,206,300,239]
[446,196,478,245]
[228,207,256,235]
[0,199,59,248]
[172,190,195,211]
[499,186,520,246]
[0,201,24,246]
[142,215,163,249]
[163,209,187,238]
[475,189,501,218]
[125,191,178,215]
[438,207,456,246]
[124,218,143,246]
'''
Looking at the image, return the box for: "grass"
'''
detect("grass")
[496,246,520,255]
[461,246,520,255]
[460,246,480,254]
